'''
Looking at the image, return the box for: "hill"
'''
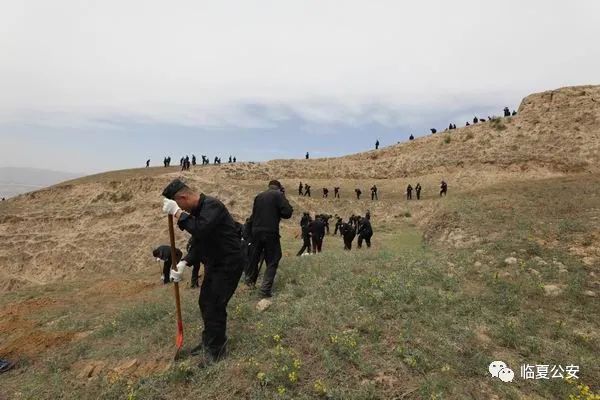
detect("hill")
[0,167,81,199]
[0,85,598,399]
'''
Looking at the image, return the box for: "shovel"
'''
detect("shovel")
[168,214,184,359]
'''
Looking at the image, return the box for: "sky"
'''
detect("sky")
[1,0,599,174]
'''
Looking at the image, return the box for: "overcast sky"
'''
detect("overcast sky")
[1,0,599,174]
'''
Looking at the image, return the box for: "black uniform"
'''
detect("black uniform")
[406,184,413,200]
[162,181,245,362]
[409,134,414,140]
[355,189,362,199]
[304,185,311,197]
[309,218,326,253]
[298,182,303,196]
[415,183,422,200]
[245,184,293,297]
[357,219,373,248]
[323,188,329,198]
[375,140,379,150]
[340,223,356,250]
[370,185,378,200]
[440,181,448,197]
[334,217,343,235]
[334,187,340,198]
[296,222,312,256]
[153,245,183,284]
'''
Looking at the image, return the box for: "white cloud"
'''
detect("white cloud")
[1,0,598,127]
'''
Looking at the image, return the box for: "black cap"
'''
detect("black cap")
[162,179,187,199]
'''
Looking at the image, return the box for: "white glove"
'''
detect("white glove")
[162,198,181,216]
[170,260,188,283]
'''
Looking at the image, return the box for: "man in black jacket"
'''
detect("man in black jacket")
[296,216,312,256]
[340,222,356,250]
[161,179,244,367]
[309,216,326,253]
[244,180,293,297]
[357,217,373,248]
[152,245,182,284]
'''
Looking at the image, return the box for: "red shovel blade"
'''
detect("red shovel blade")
[176,319,184,349]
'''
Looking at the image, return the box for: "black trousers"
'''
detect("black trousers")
[416,191,421,200]
[245,232,282,296]
[296,235,312,256]
[199,260,243,358]
[162,262,171,284]
[358,233,372,248]
[343,235,354,250]
[371,192,378,200]
[407,192,412,200]
[312,235,323,253]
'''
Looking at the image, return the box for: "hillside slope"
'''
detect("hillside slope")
[0,85,599,291]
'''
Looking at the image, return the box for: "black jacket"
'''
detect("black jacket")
[340,223,356,240]
[177,194,243,268]
[309,218,326,239]
[153,245,182,264]
[358,219,373,236]
[248,187,293,235]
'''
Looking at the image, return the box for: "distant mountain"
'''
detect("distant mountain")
[0,167,82,198]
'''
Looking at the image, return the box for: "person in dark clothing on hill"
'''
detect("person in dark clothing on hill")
[161,179,244,367]
[370,185,378,200]
[296,215,312,256]
[334,216,343,235]
[334,186,340,198]
[357,217,373,248]
[406,184,413,200]
[244,180,294,297]
[415,183,422,200]
[340,222,356,250]
[355,188,362,199]
[304,184,311,197]
[440,180,448,197]
[309,216,326,253]
[153,245,183,284]
[298,182,304,196]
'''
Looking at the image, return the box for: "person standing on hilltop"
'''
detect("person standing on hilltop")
[375,139,379,150]
[334,186,340,198]
[415,183,422,200]
[355,188,362,200]
[161,179,244,367]
[146,159,150,168]
[370,185,378,200]
[440,180,448,197]
[406,184,413,200]
[322,188,329,198]
[305,152,310,160]
[244,180,293,297]
[298,182,303,196]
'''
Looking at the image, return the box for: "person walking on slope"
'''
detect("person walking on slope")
[244,180,293,297]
